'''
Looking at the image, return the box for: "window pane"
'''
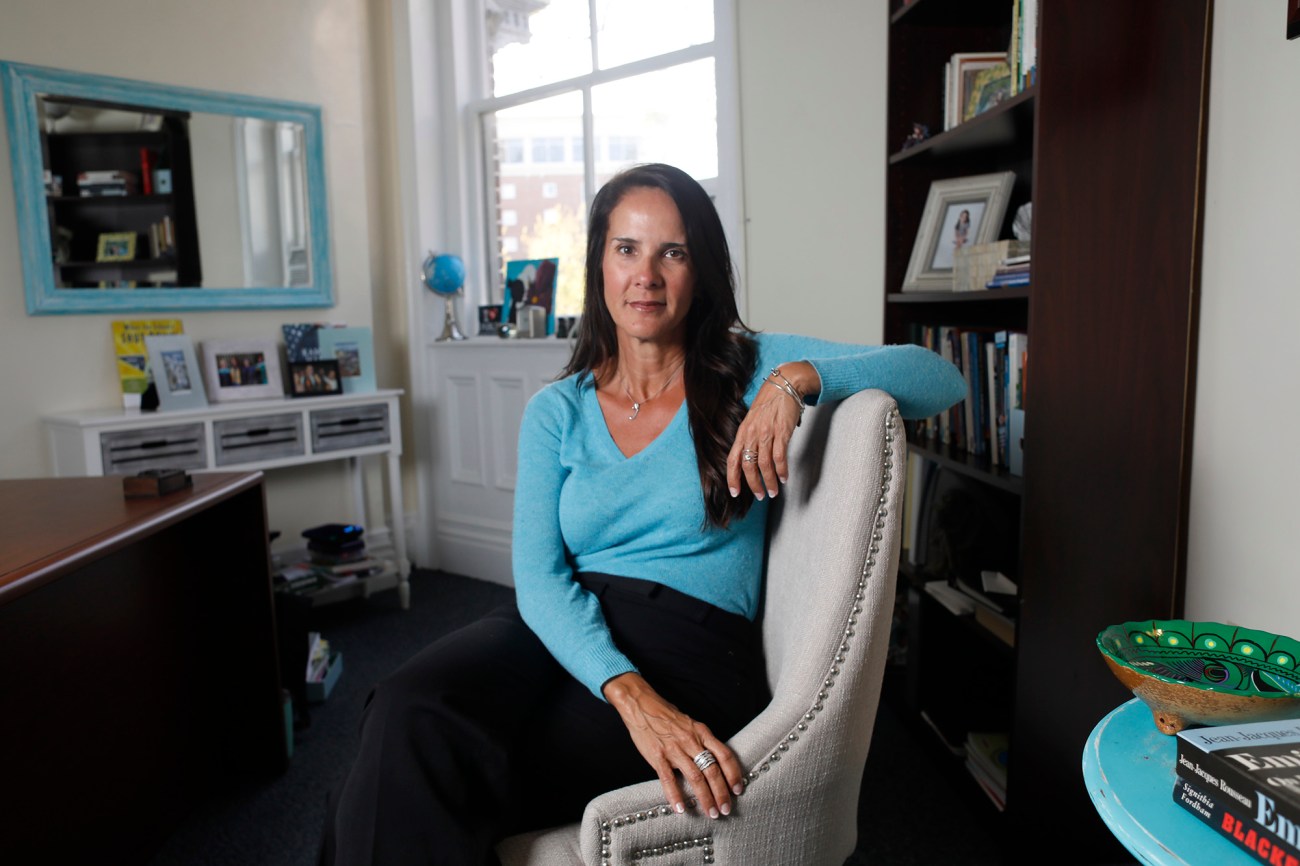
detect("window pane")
[491,0,592,97]
[594,0,714,69]
[592,59,717,187]
[489,91,587,316]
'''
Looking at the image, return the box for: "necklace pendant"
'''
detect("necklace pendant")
[628,402,641,421]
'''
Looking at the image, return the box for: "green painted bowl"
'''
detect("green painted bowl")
[1097,619,1300,734]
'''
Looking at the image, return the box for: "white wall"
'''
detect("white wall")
[0,0,405,556]
[1184,4,1300,634]
[736,0,887,342]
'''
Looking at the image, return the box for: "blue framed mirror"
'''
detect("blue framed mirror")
[1,61,333,314]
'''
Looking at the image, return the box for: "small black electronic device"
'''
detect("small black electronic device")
[123,467,192,498]
[301,523,365,545]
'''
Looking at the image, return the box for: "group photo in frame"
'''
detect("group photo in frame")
[902,171,1016,292]
[288,358,343,398]
[200,338,284,403]
[143,333,207,411]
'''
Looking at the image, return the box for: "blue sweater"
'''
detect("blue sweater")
[512,334,965,698]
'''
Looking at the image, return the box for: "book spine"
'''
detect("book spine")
[1176,737,1300,840]
[1173,776,1300,865]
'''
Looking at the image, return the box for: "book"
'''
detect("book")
[1176,717,1300,840]
[111,319,183,408]
[1172,775,1300,864]
[923,580,975,616]
[965,730,1009,809]
[974,605,1016,646]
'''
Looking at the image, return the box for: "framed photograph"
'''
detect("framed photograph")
[143,334,208,411]
[200,338,284,403]
[946,52,1005,130]
[288,359,343,398]
[902,171,1016,293]
[477,304,502,336]
[96,231,137,262]
[317,326,376,394]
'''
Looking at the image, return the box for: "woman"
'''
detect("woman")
[321,164,965,865]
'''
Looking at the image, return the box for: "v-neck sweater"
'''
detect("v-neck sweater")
[512,333,966,699]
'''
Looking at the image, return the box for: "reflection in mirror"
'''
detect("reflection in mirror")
[2,61,332,314]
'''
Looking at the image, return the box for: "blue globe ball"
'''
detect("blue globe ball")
[422,252,465,297]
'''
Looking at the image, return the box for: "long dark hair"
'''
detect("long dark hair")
[562,163,757,529]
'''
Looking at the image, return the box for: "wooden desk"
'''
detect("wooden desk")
[1083,698,1253,865]
[0,473,286,864]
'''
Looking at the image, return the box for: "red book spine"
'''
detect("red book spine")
[139,148,153,195]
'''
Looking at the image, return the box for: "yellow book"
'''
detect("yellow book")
[111,319,183,408]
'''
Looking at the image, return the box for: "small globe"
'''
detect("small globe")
[422,252,465,297]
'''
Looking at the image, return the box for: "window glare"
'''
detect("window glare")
[594,0,714,69]
[492,0,591,97]
[592,59,718,185]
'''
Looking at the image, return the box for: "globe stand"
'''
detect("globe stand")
[436,291,468,342]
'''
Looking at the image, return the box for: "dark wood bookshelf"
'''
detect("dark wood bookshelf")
[884,1,1210,860]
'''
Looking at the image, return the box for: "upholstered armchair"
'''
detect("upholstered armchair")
[497,389,906,866]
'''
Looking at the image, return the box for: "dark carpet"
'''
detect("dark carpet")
[148,570,1005,865]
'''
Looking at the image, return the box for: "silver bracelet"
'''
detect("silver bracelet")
[768,367,806,426]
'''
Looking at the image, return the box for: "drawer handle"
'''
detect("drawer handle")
[110,437,199,453]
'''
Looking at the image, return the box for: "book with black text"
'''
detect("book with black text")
[1172,775,1300,864]
[1176,717,1300,837]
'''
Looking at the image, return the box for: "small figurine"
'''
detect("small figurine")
[901,122,931,150]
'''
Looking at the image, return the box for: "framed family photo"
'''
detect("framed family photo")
[96,231,137,262]
[200,338,284,403]
[288,359,343,397]
[144,334,208,411]
[901,171,1016,292]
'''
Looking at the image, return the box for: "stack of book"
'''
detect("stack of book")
[76,169,139,197]
[965,730,1009,811]
[1173,717,1300,863]
[305,523,386,582]
[985,253,1030,289]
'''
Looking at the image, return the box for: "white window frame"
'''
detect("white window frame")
[460,0,745,311]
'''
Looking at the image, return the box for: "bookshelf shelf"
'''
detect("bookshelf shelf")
[884,0,1209,856]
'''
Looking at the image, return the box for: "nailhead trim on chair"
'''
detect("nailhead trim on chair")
[596,408,899,866]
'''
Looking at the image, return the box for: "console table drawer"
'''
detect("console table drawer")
[99,424,208,474]
[310,403,390,453]
[213,414,305,466]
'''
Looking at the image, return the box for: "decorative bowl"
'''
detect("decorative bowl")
[1097,619,1300,735]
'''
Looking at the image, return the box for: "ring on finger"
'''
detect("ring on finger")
[693,749,718,772]
[741,449,760,464]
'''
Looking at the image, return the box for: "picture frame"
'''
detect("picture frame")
[288,359,343,398]
[200,338,284,403]
[501,258,558,335]
[902,171,1016,293]
[143,333,208,411]
[946,52,1006,130]
[317,326,376,394]
[96,231,137,262]
[478,304,502,336]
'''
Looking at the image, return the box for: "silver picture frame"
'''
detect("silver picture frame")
[902,171,1016,292]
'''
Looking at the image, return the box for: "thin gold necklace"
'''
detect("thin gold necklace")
[620,359,685,421]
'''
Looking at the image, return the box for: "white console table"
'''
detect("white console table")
[43,389,411,608]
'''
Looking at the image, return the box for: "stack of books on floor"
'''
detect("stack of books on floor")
[1173,717,1300,863]
[964,730,1009,811]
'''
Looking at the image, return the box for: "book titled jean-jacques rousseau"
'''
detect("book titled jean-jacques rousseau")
[1176,717,1300,860]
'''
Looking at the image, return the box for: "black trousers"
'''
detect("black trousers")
[319,573,770,866]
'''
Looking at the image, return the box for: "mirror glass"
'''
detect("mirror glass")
[2,62,333,314]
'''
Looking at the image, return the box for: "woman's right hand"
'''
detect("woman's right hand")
[602,672,745,819]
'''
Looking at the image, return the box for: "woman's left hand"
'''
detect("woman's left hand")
[727,362,817,500]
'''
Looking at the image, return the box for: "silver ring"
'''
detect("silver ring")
[742,449,759,463]
[693,749,717,772]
